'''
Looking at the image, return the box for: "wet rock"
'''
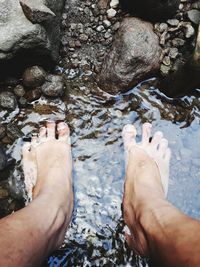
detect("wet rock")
[0,147,7,171]
[41,75,64,97]
[98,18,161,94]
[0,0,65,61]
[7,123,22,140]
[13,85,26,97]
[119,0,180,21]
[187,10,200,25]
[0,92,17,110]
[167,19,179,26]
[20,0,56,24]
[25,88,41,102]
[0,125,6,140]
[107,8,117,18]
[22,66,46,88]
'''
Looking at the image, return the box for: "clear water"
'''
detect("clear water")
[5,75,200,266]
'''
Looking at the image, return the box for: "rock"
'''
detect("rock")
[107,8,117,18]
[22,66,46,87]
[110,0,119,8]
[25,88,41,102]
[172,38,185,47]
[184,24,195,38]
[0,0,65,62]
[0,188,9,199]
[98,0,109,10]
[41,75,64,97]
[20,0,56,23]
[119,0,180,21]
[0,92,17,110]
[98,18,161,94]
[0,125,6,140]
[192,24,200,68]
[169,47,179,59]
[7,123,23,140]
[187,10,200,25]
[0,147,7,171]
[18,97,28,107]
[167,19,179,26]
[13,85,26,97]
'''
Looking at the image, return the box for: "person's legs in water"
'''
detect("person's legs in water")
[0,121,73,267]
[122,123,200,267]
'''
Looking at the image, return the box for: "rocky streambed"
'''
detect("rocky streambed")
[0,0,200,266]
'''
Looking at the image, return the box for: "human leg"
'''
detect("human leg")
[123,123,200,267]
[0,122,73,267]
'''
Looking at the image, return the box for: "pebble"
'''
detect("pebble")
[96,25,105,32]
[0,91,17,110]
[169,47,179,59]
[185,24,195,38]
[160,64,171,75]
[110,0,119,9]
[187,10,200,25]
[163,56,171,66]
[107,8,117,19]
[0,125,6,140]
[0,147,7,171]
[13,85,25,97]
[167,19,179,27]
[172,38,185,47]
[103,19,111,28]
[25,88,41,102]
[41,75,64,97]
[22,66,46,88]
[79,34,89,42]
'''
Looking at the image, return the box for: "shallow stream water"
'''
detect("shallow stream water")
[4,74,200,266]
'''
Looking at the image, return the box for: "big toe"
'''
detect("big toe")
[141,122,152,146]
[57,122,70,143]
[122,124,137,150]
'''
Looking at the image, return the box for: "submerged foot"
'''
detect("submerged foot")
[122,123,171,256]
[22,121,73,247]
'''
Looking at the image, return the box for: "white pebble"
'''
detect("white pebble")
[107,8,117,19]
[110,0,119,8]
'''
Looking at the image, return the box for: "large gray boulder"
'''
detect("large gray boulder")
[0,0,64,62]
[98,18,161,94]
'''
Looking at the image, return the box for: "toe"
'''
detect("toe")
[46,121,56,140]
[31,134,38,148]
[122,124,137,149]
[158,138,169,157]
[57,122,70,143]
[141,123,152,146]
[164,148,171,161]
[151,131,163,149]
[38,126,47,142]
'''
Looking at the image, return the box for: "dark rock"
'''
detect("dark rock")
[0,92,17,110]
[0,187,9,199]
[41,75,64,97]
[0,0,65,62]
[119,0,180,21]
[6,124,23,140]
[187,10,200,25]
[0,147,7,171]
[0,125,6,140]
[23,66,46,88]
[14,85,26,97]
[25,88,41,102]
[98,18,161,94]
[20,0,56,24]
[18,97,28,107]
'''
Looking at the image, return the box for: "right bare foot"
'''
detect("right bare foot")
[122,123,171,256]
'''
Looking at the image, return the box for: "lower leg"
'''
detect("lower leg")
[0,122,73,267]
[123,123,200,267]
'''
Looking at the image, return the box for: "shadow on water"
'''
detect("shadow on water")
[2,71,200,266]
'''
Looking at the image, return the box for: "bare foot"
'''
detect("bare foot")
[122,123,171,256]
[22,121,73,247]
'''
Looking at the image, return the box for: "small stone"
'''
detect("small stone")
[158,23,168,33]
[110,0,119,8]
[68,40,76,48]
[167,19,179,27]
[105,31,112,39]
[0,125,6,140]
[0,188,9,199]
[98,0,109,9]
[169,47,179,59]
[0,92,17,110]
[185,24,195,38]
[79,34,89,42]
[13,85,25,97]
[18,97,28,107]
[103,19,111,28]
[112,21,120,31]
[96,25,105,32]
[75,40,82,47]
[107,8,117,19]
[0,147,7,170]
[25,88,41,102]
[7,123,22,140]
[172,38,185,47]
[163,56,171,66]
[187,10,200,25]
[160,64,171,75]
[41,75,64,97]
[23,66,46,88]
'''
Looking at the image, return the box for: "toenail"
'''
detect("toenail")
[57,122,67,131]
